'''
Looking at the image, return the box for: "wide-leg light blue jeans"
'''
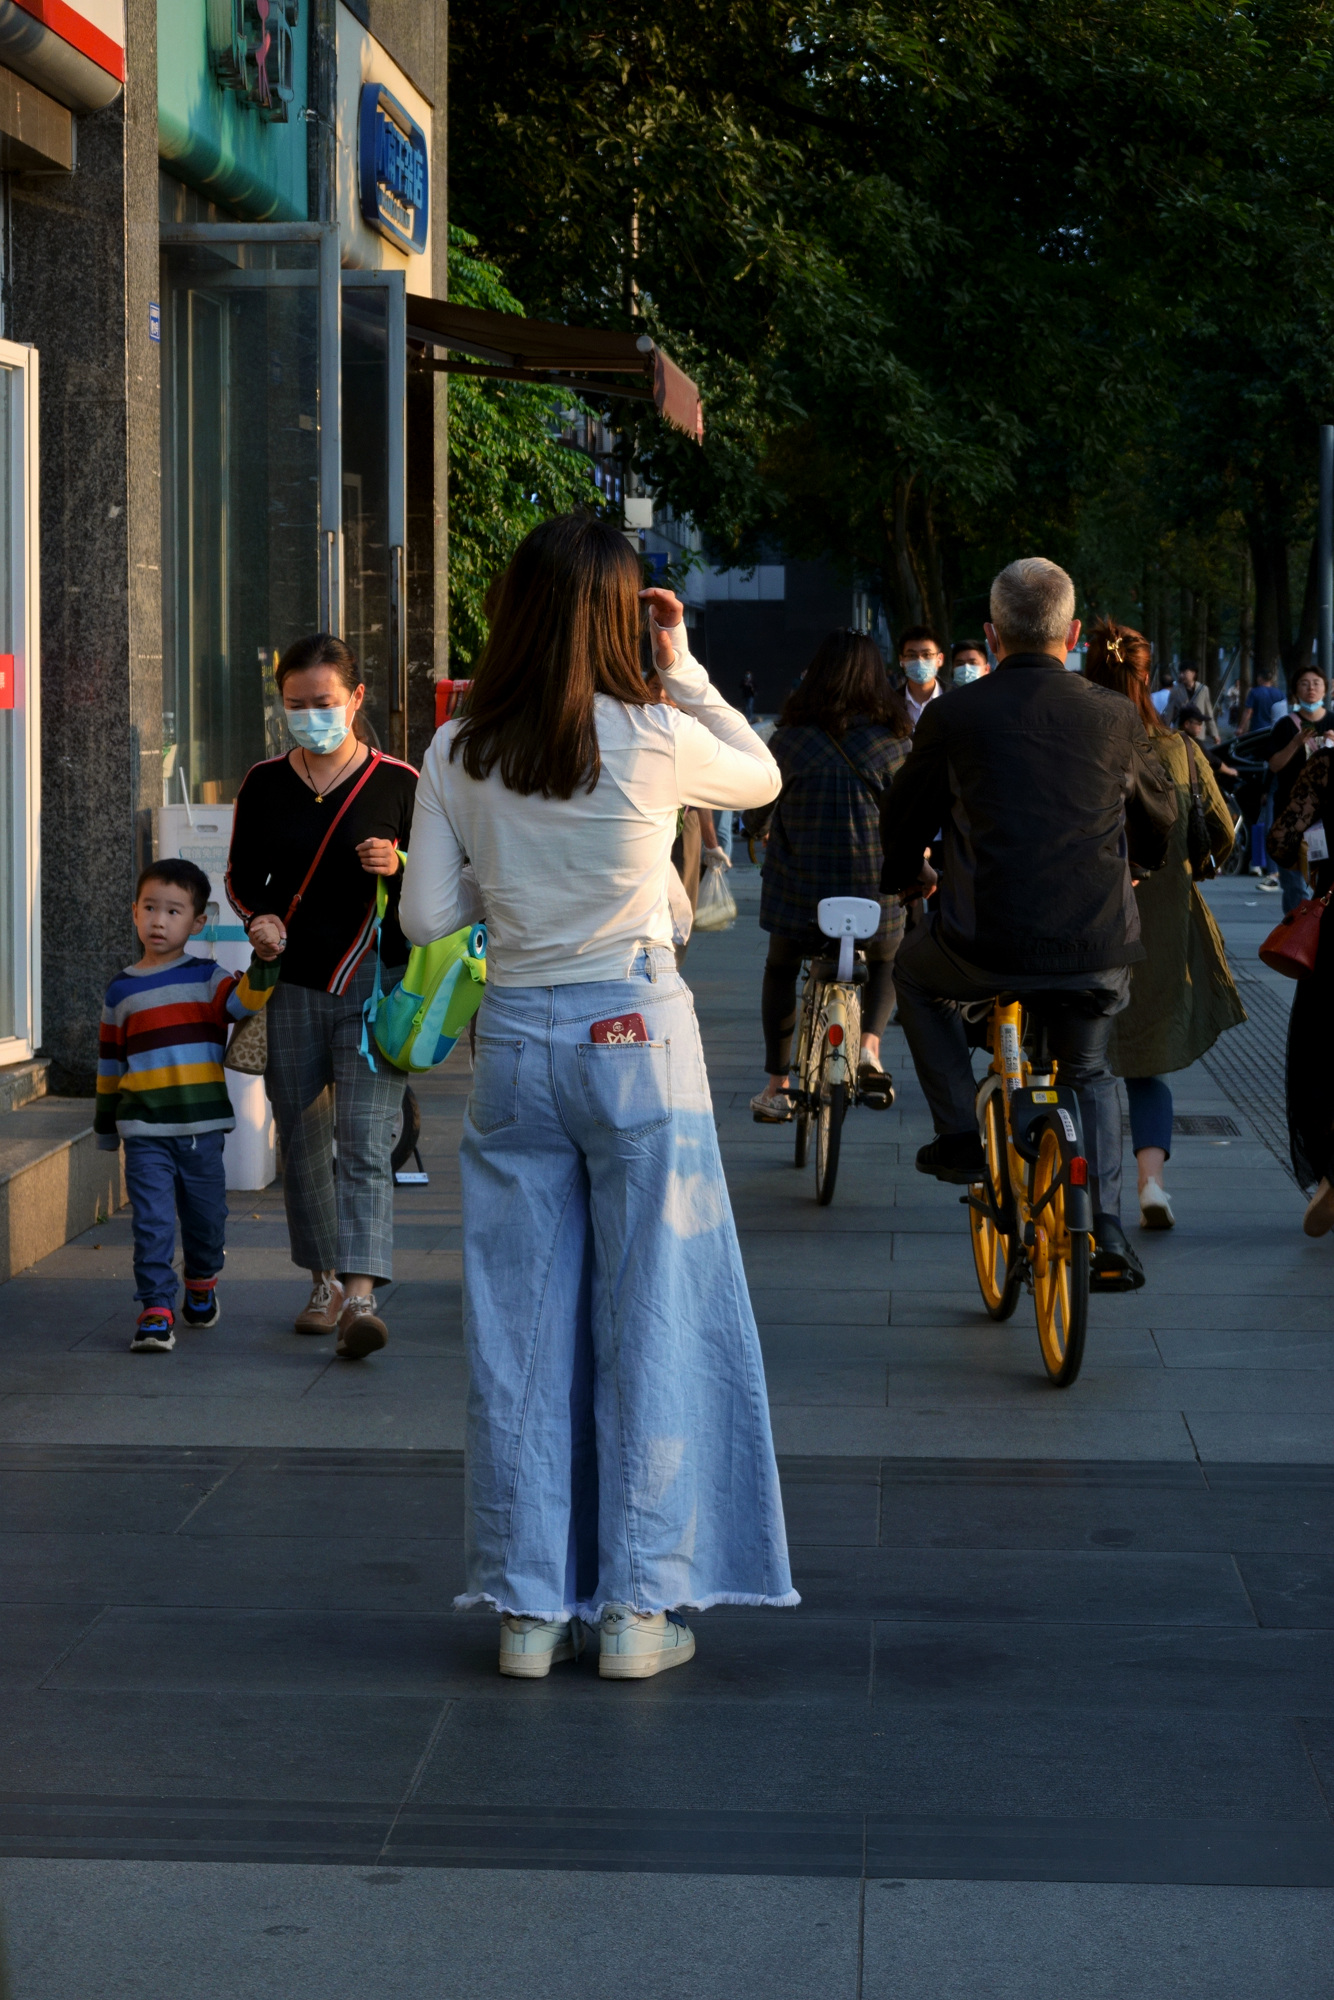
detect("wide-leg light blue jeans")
[457,946,797,1624]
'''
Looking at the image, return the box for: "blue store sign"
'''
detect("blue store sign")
[358,84,429,255]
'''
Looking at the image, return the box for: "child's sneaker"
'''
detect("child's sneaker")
[130,1309,176,1353]
[181,1278,220,1329]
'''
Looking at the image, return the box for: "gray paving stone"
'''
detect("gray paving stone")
[861,1880,1334,1999]
[0,1860,861,2000]
[790,1546,1255,1624]
[409,1698,1323,1822]
[0,1531,465,1614]
[872,1618,1334,1713]
[0,1691,446,1801]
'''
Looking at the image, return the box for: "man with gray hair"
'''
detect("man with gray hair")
[881,557,1175,1291]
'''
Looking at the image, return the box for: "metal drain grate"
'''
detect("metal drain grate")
[1172,1114,1242,1138]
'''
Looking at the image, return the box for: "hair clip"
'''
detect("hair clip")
[1107,634,1124,663]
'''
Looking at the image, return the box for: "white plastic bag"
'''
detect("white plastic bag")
[694,861,738,932]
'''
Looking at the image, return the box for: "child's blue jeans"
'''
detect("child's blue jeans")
[457,947,796,1624]
[122,1133,228,1308]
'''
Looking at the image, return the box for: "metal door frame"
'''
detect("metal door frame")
[0,338,40,1063]
[342,268,407,754]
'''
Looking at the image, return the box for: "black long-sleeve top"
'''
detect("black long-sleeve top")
[226,750,417,993]
[879,656,1176,977]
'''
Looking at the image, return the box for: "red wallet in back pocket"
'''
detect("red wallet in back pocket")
[590,1013,648,1044]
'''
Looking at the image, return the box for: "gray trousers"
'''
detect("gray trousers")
[265,962,406,1283]
[894,919,1130,1220]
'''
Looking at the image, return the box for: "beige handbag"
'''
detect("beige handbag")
[223,1009,268,1074]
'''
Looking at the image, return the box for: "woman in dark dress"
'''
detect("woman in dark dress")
[749,631,910,1119]
[1267,750,1334,1234]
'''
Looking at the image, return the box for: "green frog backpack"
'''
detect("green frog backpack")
[360,864,487,1074]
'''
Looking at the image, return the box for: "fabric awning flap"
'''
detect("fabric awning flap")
[406,294,703,443]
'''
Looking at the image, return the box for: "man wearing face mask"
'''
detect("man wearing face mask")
[949,640,990,688]
[898,627,946,730]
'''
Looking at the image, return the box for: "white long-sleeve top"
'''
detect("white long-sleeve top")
[399,626,781,987]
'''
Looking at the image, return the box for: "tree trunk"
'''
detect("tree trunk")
[1237,547,1253,701]
[1284,535,1319,677]
[880,475,924,637]
[1248,519,1282,680]
[1205,597,1222,701]
[921,490,951,649]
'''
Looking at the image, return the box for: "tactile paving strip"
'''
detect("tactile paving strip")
[1198,969,1299,1184]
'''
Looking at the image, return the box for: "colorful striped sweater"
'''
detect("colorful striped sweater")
[94,953,279,1145]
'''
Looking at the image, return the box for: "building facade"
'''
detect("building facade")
[0,0,448,1090]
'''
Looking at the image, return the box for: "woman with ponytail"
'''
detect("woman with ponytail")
[1084,619,1245,1229]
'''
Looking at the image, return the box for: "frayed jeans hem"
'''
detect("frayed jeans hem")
[454,1588,802,1620]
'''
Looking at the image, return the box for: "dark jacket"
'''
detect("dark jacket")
[879,654,1175,976]
[756,719,910,937]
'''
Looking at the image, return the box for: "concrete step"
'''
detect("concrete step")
[0,1055,49,1115]
[0,1097,126,1281]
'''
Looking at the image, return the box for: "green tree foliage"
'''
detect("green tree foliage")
[446,228,597,668]
[450,3,1334,672]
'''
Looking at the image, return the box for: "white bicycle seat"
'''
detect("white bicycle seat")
[817,896,882,981]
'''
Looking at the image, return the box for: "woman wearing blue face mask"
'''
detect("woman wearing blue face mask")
[1267,668,1334,912]
[226,634,417,1358]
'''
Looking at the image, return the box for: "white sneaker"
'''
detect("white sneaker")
[598,1604,696,1680]
[1139,1178,1175,1230]
[498,1615,584,1679]
[750,1088,792,1123]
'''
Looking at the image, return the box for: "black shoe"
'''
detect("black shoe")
[1090,1215,1146,1292]
[857,1061,895,1110]
[181,1279,220,1329]
[916,1132,986,1184]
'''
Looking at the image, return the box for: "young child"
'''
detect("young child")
[95,859,280,1352]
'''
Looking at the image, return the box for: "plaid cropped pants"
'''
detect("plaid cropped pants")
[265,964,406,1284]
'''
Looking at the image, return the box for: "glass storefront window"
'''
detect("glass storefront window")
[162,237,321,805]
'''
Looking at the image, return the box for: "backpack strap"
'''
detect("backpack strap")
[824,730,885,800]
[282,749,382,928]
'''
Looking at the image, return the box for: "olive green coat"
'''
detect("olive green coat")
[1109,734,1247,1078]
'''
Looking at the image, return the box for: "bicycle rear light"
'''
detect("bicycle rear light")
[1068,1157,1088,1185]
[827,1023,844,1047]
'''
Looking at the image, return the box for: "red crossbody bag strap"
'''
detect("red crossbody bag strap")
[282,750,382,927]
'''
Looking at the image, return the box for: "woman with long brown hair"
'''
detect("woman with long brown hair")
[401,513,795,1681]
[1084,618,1244,1228]
[748,629,910,1118]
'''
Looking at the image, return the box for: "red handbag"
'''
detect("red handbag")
[1259,888,1331,978]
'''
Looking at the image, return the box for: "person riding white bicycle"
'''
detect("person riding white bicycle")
[880,559,1176,1292]
[748,630,910,1121]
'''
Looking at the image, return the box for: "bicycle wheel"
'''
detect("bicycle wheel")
[815,1074,845,1206]
[793,978,817,1169]
[794,1101,811,1168]
[969,1082,1021,1320]
[1031,1125,1090,1386]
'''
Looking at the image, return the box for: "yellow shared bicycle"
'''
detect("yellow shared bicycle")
[965,998,1093,1387]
